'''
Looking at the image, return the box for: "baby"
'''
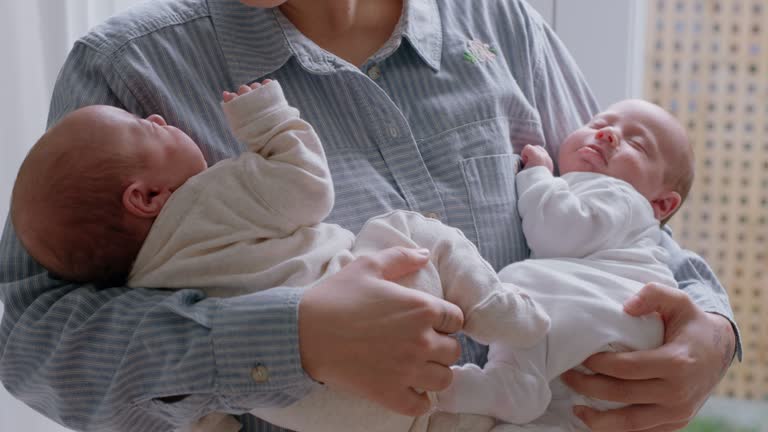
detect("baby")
[436,98,694,431]
[11,80,549,432]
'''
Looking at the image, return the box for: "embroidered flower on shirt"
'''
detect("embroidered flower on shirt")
[464,39,498,64]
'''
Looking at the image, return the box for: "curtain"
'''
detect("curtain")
[0,2,143,431]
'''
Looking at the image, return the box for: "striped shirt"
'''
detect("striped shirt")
[0,0,740,431]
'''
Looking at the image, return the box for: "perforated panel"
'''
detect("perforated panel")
[644,0,767,400]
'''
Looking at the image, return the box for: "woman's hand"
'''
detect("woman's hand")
[562,282,736,431]
[299,246,464,417]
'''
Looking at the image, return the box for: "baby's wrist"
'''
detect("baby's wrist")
[522,160,551,171]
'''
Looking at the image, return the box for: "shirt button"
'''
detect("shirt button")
[424,212,440,220]
[367,65,382,80]
[251,364,269,383]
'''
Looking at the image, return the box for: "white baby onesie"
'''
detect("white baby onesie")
[438,167,676,431]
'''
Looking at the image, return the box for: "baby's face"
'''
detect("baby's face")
[557,99,686,202]
[131,112,208,190]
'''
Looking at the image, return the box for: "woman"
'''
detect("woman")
[0,0,738,431]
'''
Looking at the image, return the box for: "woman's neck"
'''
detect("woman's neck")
[280,0,403,66]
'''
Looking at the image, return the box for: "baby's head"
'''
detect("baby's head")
[558,99,694,224]
[11,105,207,285]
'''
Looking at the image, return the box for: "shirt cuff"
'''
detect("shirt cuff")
[516,165,553,194]
[689,293,744,362]
[212,286,314,410]
[705,309,743,363]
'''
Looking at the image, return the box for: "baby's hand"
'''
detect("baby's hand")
[222,79,273,103]
[520,144,553,173]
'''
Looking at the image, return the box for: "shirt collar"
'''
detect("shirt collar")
[208,0,442,84]
[335,0,442,71]
[208,0,292,85]
[400,0,442,71]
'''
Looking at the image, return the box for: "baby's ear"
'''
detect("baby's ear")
[123,181,172,218]
[651,190,682,222]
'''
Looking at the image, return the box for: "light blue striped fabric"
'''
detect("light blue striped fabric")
[0,0,739,431]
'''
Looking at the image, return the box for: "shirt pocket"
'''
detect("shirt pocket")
[461,153,530,270]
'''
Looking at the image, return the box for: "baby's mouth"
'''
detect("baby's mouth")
[580,144,608,165]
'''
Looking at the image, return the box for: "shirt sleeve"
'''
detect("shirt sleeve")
[0,42,313,432]
[221,81,335,229]
[516,168,635,259]
[659,228,743,361]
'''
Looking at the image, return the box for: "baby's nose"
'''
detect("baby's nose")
[595,129,618,147]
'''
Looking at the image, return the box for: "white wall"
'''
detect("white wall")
[556,0,646,107]
[0,3,51,233]
[528,0,647,108]
[526,0,555,25]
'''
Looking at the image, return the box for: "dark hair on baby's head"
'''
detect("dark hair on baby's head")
[11,106,146,286]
